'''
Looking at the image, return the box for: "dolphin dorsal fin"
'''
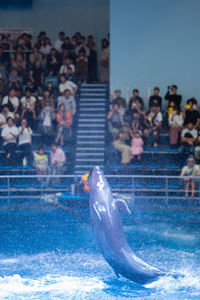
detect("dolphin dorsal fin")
[114,199,131,215]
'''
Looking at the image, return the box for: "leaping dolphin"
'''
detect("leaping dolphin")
[89,166,169,285]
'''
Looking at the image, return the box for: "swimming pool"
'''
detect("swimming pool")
[0,196,200,299]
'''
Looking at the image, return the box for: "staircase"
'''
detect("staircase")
[74,83,108,175]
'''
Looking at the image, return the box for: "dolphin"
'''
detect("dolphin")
[89,166,168,285]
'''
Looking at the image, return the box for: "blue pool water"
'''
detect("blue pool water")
[0,196,200,299]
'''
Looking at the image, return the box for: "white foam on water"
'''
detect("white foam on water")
[0,274,106,299]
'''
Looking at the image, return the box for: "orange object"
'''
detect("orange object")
[81,173,90,193]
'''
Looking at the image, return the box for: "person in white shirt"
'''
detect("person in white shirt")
[2,88,19,115]
[21,88,37,128]
[1,117,19,164]
[179,122,197,155]
[58,74,78,95]
[168,108,184,147]
[59,57,75,75]
[0,105,14,129]
[55,31,65,52]
[18,118,33,165]
[57,89,76,117]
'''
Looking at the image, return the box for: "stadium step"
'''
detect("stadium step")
[74,83,108,175]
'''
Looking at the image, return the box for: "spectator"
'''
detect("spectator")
[8,68,22,95]
[76,49,88,83]
[100,38,109,83]
[179,122,197,155]
[11,45,26,76]
[58,89,76,117]
[61,37,73,57]
[18,118,33,165]
[33,146,48,176]
[46,48,62,76]
[0,45,9,80]
[55,31,65,52]
[31,60,45,94]
[145,104,162,147]
[165,85,182,110]
[39,100,55,145]
[40,89,55,110]
[39,37,52,56]
[29,45,43,66]
[149,87,162,110]
[21,88,37,129]
[87,35,98,83]
[59,57,75,75]
[2,88,19,116]
[1,117,19,165]
[0,105,14,129]
[58,74,78,95]
[55,103,72,146]
[183,98,200,128]
[50,144,66,180]
[168,108,184,147]
[75,36,89,57]
[107,103,123,136]
[128,89,144,112]
[113,125,132,166]
[112,90,127,114]
[181,156,199,197]
[131,131,144,160]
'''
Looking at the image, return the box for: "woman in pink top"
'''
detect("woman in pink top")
[131,131,144,160]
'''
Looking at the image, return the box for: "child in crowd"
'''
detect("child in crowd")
[33,147,48,176]
[131,131,143,160]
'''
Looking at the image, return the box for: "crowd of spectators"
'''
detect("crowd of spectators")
[108,85,200,168]
[0,30,109,168]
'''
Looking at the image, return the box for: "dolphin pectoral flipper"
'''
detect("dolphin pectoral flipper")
[115,199,131,215]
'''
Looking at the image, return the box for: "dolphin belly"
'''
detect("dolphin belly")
[89,167,180,285]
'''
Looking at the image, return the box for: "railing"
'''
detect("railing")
[0,174,199,201]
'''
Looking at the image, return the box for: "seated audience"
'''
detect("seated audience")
[113,125,132,166]
[1,117,19,165]
[58,74,78,95]
[46,48,62,76]
[55,103,72,146]
[29,45,43,66]
[2,88,19,117]
[33,146,48,176]
[128,89,144,112]
[0,45,9,80]
[111,89,127,114]
[165,85,182,110]
[181,156,199,197]
[59,57,75,75]
[145,104,162,147]
[183,98,200,128]
[11,45,26,76]
[31,60,45,94]
[0,105,14,129]
[168,108,183,147]
[18,118,33,165]
[57,89,76,117]
[179,122,197,155]
[107,103,123,137]
[50,144,66,181]
[131,130,143,160]
[8,68,22,95]
[21,88,37,129]
[149,87,162,110]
